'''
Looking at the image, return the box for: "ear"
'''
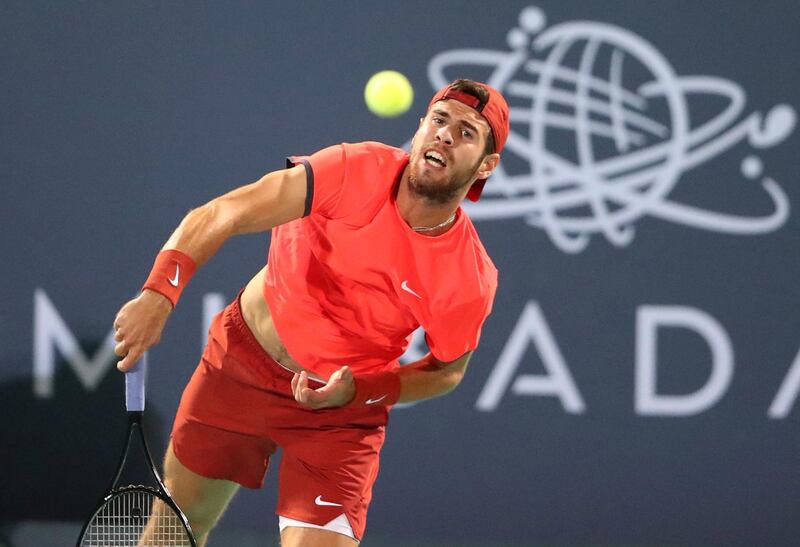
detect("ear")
[476,153,500,180]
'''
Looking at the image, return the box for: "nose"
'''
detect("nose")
[435,125,454,146]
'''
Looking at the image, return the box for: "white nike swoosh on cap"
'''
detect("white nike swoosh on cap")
[365,395,387,405]
[314,495,343,507]
[168,264,180,287]
[400,280,421,299]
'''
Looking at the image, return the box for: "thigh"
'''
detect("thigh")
[171,299,284,489]
[273,406,388,542]
[171,359,279,489]
[163,441,240,536]
[281,526,359,547]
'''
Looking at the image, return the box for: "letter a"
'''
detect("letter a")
[476,302,585,413]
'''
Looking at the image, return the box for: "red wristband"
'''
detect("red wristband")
[347,370,402,407]
[141,249,197,308]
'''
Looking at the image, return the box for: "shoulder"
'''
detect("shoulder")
[340,141,409,172]
[291,142,408,219]
[335,142,409,215]
[288,141,407,173]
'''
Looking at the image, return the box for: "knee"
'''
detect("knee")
[162,479,218,539]
[162,443,239,540]
[185,516,214,540]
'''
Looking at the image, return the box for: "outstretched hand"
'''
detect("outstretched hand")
[291,366,355,410]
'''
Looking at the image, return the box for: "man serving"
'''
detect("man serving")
[112,79,509,546]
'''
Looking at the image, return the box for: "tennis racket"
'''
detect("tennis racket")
[76,354,196,546]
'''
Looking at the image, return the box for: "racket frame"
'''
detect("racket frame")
[76,357,197,546]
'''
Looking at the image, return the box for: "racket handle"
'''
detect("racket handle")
[125,353,148,412]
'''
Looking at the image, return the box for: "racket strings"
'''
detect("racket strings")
[81,489,192,546]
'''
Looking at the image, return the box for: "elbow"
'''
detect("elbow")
[441,369,465,395]
[188,200,236,239]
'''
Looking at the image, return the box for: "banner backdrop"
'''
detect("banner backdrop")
[2,1,798,545]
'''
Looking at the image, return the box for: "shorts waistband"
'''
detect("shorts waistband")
[230,290,326,386]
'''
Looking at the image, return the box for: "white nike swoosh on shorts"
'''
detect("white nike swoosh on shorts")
[314,495,343,507]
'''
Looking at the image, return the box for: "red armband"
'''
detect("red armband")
[347,370,402,407]
[141,249,197,308]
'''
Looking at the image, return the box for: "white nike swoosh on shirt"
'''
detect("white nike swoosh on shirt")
[168,265,180,287]
[314,495,343,507]
[400,280,421,299]
[365,395,387,405]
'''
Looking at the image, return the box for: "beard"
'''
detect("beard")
[407,150,483,204]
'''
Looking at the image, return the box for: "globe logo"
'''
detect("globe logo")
[427,6,796,253]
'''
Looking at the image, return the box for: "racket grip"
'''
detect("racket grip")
[125,353,148,412]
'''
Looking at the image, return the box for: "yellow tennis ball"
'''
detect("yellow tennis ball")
[364,70,414,118]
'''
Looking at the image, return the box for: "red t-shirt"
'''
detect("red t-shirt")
[263,141,497,379]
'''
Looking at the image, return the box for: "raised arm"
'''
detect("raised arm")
[159,165,307,265]
[113,164,308,371]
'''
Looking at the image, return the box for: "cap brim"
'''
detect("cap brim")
[466,178,487,202]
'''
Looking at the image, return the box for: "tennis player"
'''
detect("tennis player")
[112,79,508,546]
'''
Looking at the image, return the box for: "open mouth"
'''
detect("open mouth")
[424,150,447,168]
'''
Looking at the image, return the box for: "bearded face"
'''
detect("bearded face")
[405,100,494,204]
[407,146,484,203]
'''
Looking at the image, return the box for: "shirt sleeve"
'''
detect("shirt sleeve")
[424,282,497,363]
[286,144,346,218]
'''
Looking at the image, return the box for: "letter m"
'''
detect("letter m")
[33,289,116,398]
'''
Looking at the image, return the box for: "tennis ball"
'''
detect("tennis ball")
[364,70,414,118]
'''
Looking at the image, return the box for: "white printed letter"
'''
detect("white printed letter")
[33,289,116,398]
[636,305,733,416]
[476,302,585,413]
[768,347,800,419]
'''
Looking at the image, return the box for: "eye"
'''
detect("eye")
[461,129,473,139]
[432,117,444,125]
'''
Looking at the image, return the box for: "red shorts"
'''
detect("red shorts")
[170,295,389,540]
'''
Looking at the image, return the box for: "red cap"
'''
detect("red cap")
[427,81,509,201]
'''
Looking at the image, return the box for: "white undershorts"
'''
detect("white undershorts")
[278,513,357,541]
